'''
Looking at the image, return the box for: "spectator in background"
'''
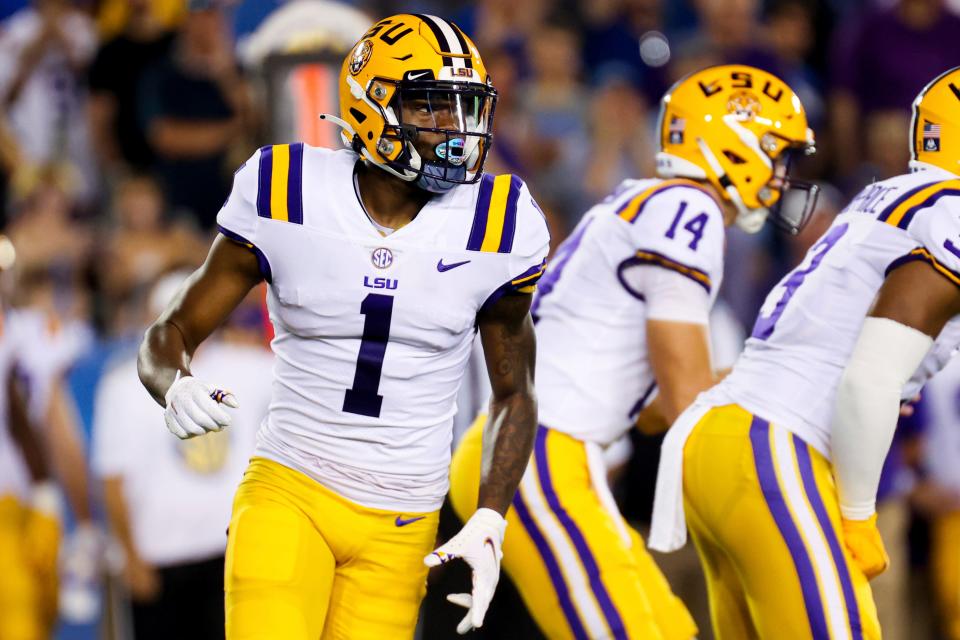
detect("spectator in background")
[92,273,272,640]
[520,19,591,229]
[88,0,178,177]
[582,71,655,201]
[762,0,824,127]
[579,0,670,105]
[830,0,960,186]
[140,4,256,229]
[0,0,98,207]
[96,174,205,334]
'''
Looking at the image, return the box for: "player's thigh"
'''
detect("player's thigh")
[0,497,42,640]
[685,494,757,640]
[627,527,697,640]
[687,410,879,640]
[932,511,960,640]
[320,511,439,640]
[509,427,671,639]
[225,460,336,640]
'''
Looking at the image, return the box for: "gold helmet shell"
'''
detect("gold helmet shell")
[656,65,818,233]
[322,14,497,190]
[911,66,960,176]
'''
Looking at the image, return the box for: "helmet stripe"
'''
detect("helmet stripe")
[449,23,474,69]
[417,14,467,68]
[414,14,453,66]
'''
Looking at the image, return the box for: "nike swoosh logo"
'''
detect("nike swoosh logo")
[484,537,498,563]
[395,515,426,527]
[437,259,471,272]
[408,71,430,80]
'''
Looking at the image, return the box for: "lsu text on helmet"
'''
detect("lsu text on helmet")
[911,65,960,177]
[656,64,818,234]
[320,14,497,193]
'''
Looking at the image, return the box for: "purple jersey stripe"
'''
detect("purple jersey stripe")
[479,259,546,312]
[531,217,594,321]
[512,489,590,640]
[792,434,863,640]
[534,427,628,639]
[217,224,273,283]
[618,182,717,224]
[876,181,937,222]
[619,249,712,294]
[256,146,273,219]
[287,142,304,224]
[750,417,829,640]
[895,188,960,229]
[467,174,495,250]
[497,175,523,253]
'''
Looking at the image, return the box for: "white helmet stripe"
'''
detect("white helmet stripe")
[422,14,466,68]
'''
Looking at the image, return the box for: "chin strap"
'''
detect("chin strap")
[317,113,417,182]
[694,136,768,234]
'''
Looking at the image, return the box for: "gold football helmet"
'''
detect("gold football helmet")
[911,66,960,176]
[320,14,496,193]
[656,65,818,233]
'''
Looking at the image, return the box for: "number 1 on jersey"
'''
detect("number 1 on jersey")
[343,293,393,418]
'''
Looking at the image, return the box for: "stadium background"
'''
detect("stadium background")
[1,0,959,637]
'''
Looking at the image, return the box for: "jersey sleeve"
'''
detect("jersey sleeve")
[901,183,960,289]
[620,184,725,297]
[474,176,551,310]
[216,147,273,283]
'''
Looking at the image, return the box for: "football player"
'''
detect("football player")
[650,65,960,640]
[448,65,818,639]
[137,14,550,640]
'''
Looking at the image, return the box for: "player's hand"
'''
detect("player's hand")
[424,508,507,635]
[164,374,238,439]
[841,513,889,580]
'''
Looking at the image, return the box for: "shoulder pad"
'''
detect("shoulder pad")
[465,173,527,253]
[254,143,307,224]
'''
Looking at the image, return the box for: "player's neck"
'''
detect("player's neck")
[355,163,432,231]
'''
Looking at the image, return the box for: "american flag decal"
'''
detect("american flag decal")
[923,120,941,151]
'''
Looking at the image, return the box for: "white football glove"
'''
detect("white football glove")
[163,374,238,439]
[424,508,507,635]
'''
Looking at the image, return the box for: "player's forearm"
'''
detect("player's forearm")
[137,320,194,407]
[832,318,932,519]
[478,390,537,515]
[46,385,92,520]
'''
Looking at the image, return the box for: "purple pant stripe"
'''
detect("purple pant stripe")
[511,489,590,640]
[793,435,863,640]
[534,427,627,639]
[256,145,273,219]
[466,173,495,250]
[750,417,830,640]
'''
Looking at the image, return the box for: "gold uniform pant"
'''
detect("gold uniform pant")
[449,416,696,639]
[0,495,58,640]
[931,510,960,640]
[225,457,439,639]
[682,404,881,640]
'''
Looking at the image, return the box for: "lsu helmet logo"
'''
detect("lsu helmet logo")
[349,39,373,76]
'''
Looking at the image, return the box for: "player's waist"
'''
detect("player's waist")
[254,441,449,512]
[700,384,831,457]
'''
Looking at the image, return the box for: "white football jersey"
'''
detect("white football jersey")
[707,163,960,456]
[533,178,726,445]
[217,144,549,511]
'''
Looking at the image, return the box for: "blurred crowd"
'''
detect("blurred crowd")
[2,0,960,638]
